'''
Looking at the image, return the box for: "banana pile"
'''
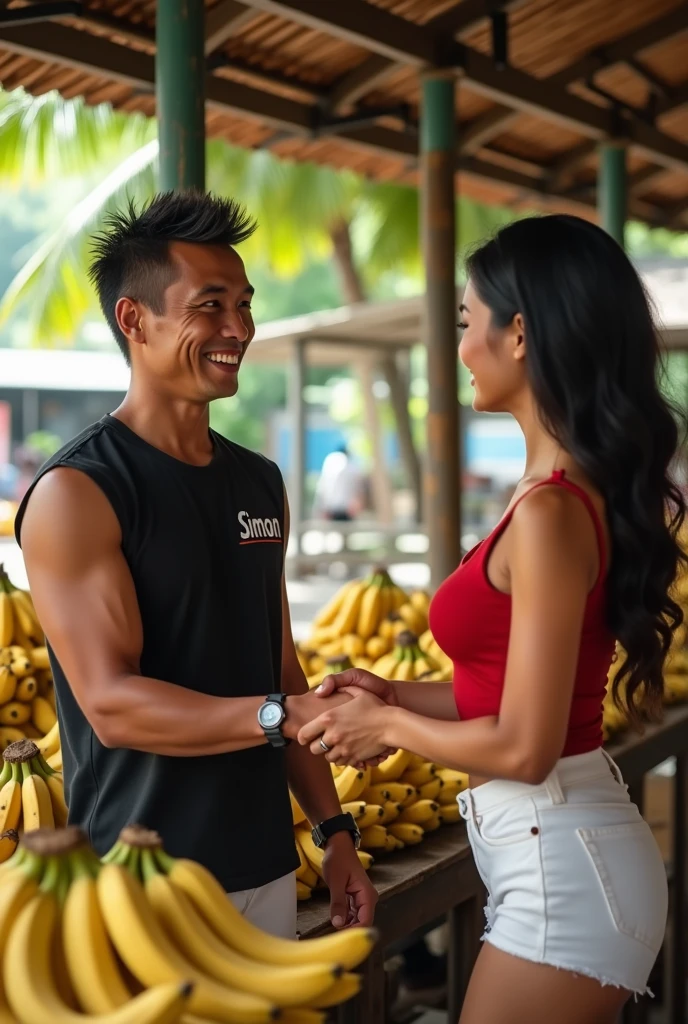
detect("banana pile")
[296,569,453,687]
[291,758,468,901]
[0,824,376,1024]
[0,738,67,861]
[0,565,57,752]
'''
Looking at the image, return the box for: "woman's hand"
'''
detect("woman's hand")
[297,686,391,765]
[316,668,399,707]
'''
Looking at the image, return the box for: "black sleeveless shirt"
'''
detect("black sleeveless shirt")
[15,415,298,892]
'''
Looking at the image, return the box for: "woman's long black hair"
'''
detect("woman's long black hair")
[466,214,687,724]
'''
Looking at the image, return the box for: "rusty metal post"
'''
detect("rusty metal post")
[421,70,461,588]
[156,0,206,191]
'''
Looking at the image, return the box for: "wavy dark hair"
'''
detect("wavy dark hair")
[466,214,687,724]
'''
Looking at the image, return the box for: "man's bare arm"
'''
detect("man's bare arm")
[21,468,316,756]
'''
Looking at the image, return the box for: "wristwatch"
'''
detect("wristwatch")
[257,693,289,748]
[312,812,361,850]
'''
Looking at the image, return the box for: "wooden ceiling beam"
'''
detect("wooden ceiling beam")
[0,17,679,228]
[204,0,257,56]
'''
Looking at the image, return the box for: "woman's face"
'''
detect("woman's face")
[458,278,526,414]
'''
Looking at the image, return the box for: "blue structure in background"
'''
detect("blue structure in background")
[276,426,400,476]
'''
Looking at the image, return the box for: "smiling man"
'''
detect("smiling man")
[14,192,377,936]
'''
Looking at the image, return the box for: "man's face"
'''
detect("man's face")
[129,242,255,402]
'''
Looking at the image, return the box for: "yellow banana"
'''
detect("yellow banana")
[145,866,339,1006]
[294,839,319,889]
[412,657,438,679]
[355,804,384,830]
[4,890,192,1024]
[31,695,56,735]
[0,704,29,727]
[407,753,427,770]
[20,763,54,830]
[393,656,415,682]
[9,590,43,644]
[330,581,367,637]
[388,822,424,846]
[356,850,374,870]
[358,825,389,850]
[0,594,12,649]
[397,603,427,635]
[397,799,439,826]
[437,782,463,804]
[438,802,461,824]
[294,827,325,877]
[32,759,68,827]
[365,636,390,660]
[8,657,30,681]
[290,791,306,827]
[312,580,357,629]
[47,749,63,772]
[163,855,377,970]
[340,801,366,821]
[97,863,278,1022]
[355,578,383,641]
[370,652,399,679]
[423,813,441,833]
[419,778,444,801]
[341,634,365,659]
[36,720,60,758]
[364,782,413,805]
[308,972,361,1009]
[409,590,431,615]
[62,865,133,1013]
[29,646,50,671]
[370,748,412,784]
[0,669,15,705]
[296,880,312,901]
[0,766,22,836]
[390,585,408,611]
[437,767,469,786]
[280,1012,325,1024]
[0,729,24,752]
[14,677,36,703]
[334,766,369,804]
[402,763,437,788]
[380,801,402,825]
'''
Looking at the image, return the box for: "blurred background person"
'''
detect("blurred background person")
[313,443,364,522]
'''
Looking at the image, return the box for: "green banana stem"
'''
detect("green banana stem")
[10,764,21,784]
[100,839,124,864]
[67,848,99,884]
[154,849,176,875]
[38,854,61,895]
[31,754,57,778]
[124,845,142,882]
[0,761,11,786]
[140,847,160,885]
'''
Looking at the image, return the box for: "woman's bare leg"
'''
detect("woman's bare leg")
[459,943,632,1024]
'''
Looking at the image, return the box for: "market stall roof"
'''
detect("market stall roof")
[1,1,688,230]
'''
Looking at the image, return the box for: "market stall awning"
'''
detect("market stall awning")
[1,0,688,230]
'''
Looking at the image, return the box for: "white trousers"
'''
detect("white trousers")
[228,870,298,939]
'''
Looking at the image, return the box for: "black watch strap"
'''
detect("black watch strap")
[261,692,289,749]
[312,812,361,849]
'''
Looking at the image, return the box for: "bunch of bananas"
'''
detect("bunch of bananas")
[0,738,67,862]
[0,566,57,751]
[297,570,453,688]
[291,758,468,900]
[0,824,376,1024]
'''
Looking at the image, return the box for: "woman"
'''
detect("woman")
[299,214,685,1024]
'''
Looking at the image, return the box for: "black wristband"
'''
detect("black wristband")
[312,812,361,849]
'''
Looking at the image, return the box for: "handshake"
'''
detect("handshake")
[286,668,399,768]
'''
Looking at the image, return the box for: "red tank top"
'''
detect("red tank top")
[428,470,616,757]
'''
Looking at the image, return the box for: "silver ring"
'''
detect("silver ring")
[319,738,331,752]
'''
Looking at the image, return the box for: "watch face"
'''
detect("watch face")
[259,702,284,729]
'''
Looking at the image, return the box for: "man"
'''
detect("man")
[314,444,364,522]
[16,191,377,937]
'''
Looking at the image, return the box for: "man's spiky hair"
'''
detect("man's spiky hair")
[88,191,257,364]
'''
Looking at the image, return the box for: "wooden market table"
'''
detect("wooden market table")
[297,703,688,1024]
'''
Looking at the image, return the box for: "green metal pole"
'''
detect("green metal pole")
[598,142,627,248]
[156,0,206,191]
[421,70,461,589]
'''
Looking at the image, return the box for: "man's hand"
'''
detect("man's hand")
[322,832,377,929]
[316,668,399,706]
[298,687,390,765]
[284,687,353,741]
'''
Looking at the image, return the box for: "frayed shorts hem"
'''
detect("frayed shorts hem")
[480,933,654,1001]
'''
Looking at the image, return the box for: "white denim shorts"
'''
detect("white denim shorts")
[457,747,668,995]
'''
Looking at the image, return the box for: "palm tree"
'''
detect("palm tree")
[0,88,513,340]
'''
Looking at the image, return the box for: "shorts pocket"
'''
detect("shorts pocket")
[473,797,540,847]
[577,821,668,951]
